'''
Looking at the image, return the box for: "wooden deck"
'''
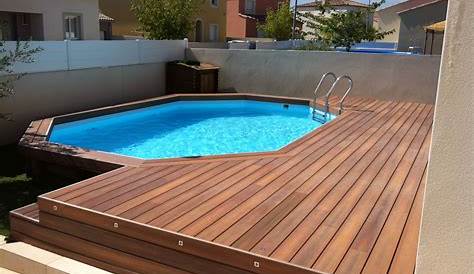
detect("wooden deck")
[11,95,433,274]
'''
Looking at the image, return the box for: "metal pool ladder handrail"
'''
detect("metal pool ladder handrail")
[312,72,337,123]
[333,75,353,114]
[312,73,353,122]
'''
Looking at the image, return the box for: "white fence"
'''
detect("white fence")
[3,40,186,74]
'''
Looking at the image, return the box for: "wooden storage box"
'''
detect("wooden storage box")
[166,62,219,94]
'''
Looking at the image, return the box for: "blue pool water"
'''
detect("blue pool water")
[49,100,334,159]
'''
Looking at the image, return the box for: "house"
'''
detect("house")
[296,0,371,39]
[226,0,286,40]
[0,0,101,40]
[374,0,448,54]
[98,0,227,42]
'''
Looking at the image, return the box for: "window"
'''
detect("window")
[245,0,256,14]
[210,0,218,7]
[195,20,203,42]
[64,14,82,40]
[209,24,219,42]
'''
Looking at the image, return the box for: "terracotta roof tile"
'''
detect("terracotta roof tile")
[298,0,369,9]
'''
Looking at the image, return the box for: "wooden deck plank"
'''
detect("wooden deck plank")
[249,102,421,257]
[212,101,399,247]
[310,108,433,273]
[14,96,434,274]
[170,158,287,235]
[105,161,225,215]
[165,157,289,232]
[10,214,192,274]
[229,102,413,251]
[116,160,256,219]
[39,212,253,274]
[143,159,268,226]
[194,101,390,242]
[387,168,427,274]
[336,129,432,273]
[142,101,386,230]
[278,104,430,266]
[91,162,224,212]
[360,167,428,274]
[47,167,139,200]
[69,165,192,206]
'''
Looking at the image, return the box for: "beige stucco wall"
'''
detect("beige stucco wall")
[0,63,166,145]
[99,0,140,37]
[99,0,227,42]
[374,7,401,43]
[187,48,440,104]
[397,0,448,54]
[189,0,227,42]
[416,0,474,273]
[0,0,100,40]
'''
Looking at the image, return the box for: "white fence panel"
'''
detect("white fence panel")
[139,40,185,63]
[5,41,68,74]
[68,40,139,69]
[1,40,186,74]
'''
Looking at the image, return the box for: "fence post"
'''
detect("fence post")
[136,39,142,64]
[183,38,189,49]
[65,39,71,70]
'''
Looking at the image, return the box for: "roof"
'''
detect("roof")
[425,20,446,32]
[397,0,446,14]
[378,0,445,13]
[99,12,114,22]
[297,0,370,9]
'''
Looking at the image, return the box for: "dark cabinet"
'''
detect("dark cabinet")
[166,62,219,94]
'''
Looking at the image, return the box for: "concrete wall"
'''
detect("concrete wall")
[0,40,185,145]
[187,48,440,104]
[0,0,100,40]
[398,0,448,53]
[188,42,228,49]
[0,63,167,145]
[416,0,474,273]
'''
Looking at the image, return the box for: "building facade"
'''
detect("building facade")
[226,0,285,39]
[296,0,371,40]
[374,0,448,54]
[99,0,226,42]
[0,0,100,40]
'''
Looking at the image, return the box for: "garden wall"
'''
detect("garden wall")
[187,48,441,104]
[0,40,185,145]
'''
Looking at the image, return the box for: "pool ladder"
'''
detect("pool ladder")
[312,72,353,123]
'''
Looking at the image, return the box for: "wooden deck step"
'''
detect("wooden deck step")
[11,97,433,274]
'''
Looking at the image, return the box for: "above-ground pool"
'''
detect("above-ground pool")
[49,100,334,159]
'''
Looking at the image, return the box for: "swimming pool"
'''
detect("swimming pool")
[49,100,334,159]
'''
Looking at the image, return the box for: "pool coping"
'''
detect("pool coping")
[18,93,341,173]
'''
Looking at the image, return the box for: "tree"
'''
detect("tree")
[258,2,293,41]
[131,0,203,40]
[298,0,394,51]
[1,41,42,119]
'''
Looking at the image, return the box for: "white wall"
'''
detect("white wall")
[0,0,100,40]
[3,40,185,73]
[416,0,474,273]
[187,48,440,104]
[0,40,186,145]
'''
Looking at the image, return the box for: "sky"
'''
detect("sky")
[291,0,407,9]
